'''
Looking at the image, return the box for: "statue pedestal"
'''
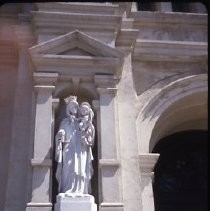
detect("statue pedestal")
[54,193,97,211]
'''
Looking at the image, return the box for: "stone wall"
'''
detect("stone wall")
[0,2,207,211]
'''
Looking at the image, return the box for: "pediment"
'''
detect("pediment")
[29,30,124,78]
[57,47,94,56]
[29,30,123,58]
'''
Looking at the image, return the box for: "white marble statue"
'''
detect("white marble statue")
[55,96,95,195]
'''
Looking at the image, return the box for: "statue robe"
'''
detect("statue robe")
[55,116,94,194]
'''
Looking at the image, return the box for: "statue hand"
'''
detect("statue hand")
[56,130,65,142]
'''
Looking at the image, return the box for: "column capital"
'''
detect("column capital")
[139,153,160,174]
[33,72,58,86]
[99,159,120,168]
[94,74,119,87]
[97,87,117,95]
[34,85,55,93]
[52,98,60,111]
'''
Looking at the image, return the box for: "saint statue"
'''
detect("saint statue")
[55,96,95,195]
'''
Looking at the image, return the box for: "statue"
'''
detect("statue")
[55,96,95,195]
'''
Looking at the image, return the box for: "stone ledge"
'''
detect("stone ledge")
[27,202,52,207]
[133,40,207,62]
[99,159,120,168]
[130,11,207,27]
[100,202,123,207]
[36,2,119,15]
[32,11,122,32]
[33,72,58,85]
[139,153,160,173]
[31,159,52,167]
[116,29,138,52]
[34,85,55,92]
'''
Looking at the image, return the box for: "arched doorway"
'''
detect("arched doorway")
[152,130,207,211]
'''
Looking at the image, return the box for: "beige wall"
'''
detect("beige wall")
[0,3,208,211]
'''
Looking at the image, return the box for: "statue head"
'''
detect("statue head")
[79,102,94,121]
[65,96,79,116]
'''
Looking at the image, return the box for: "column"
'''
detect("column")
[139,153,159,211]
[26,73,58,211]
[94,75,123,211]
[4,25,35,211]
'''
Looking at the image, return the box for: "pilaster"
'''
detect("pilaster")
[94,75,123,211]
[26,73,58,211]
[139,153,159,211]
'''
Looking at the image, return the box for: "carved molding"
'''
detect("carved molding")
[33,72,58,85]
[31,159,52,167]
[133,40,207,62]
[36,2,119,15]
[130,11,207,28]
[139,153,160,174]
[116,28,138,53]
[94,74,119,87]
[97,87,118,95]
[100,202,124,207]
[99,159,120,168]
[29,30,124,79]
[34,85,55,93]
[27,202,52,207]
[31,10,122,33]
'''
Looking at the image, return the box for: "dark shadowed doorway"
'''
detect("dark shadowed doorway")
[152,130,207,211]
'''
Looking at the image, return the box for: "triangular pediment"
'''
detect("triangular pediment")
[57,47,94,56]
[29,30,124,58]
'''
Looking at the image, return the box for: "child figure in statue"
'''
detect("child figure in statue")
[78,102,95,194]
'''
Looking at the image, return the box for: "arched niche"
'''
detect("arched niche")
[52,85,99,205]
[136,74,207,153]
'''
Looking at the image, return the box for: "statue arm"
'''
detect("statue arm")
[85,124,95,146]
[55,129,65,163]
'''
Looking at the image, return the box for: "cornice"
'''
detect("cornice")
[130,11,207,28]
[31,11,122,33]
[133,40,207,62]
[36,2,119,15]
[116,29,138,53]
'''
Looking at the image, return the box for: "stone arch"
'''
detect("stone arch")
[54,81,98,102]
[136,74,207,153]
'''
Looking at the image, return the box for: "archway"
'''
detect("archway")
[136,74,207,153]
[152,130,207,211]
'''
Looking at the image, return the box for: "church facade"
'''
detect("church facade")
[0,2,207,211]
